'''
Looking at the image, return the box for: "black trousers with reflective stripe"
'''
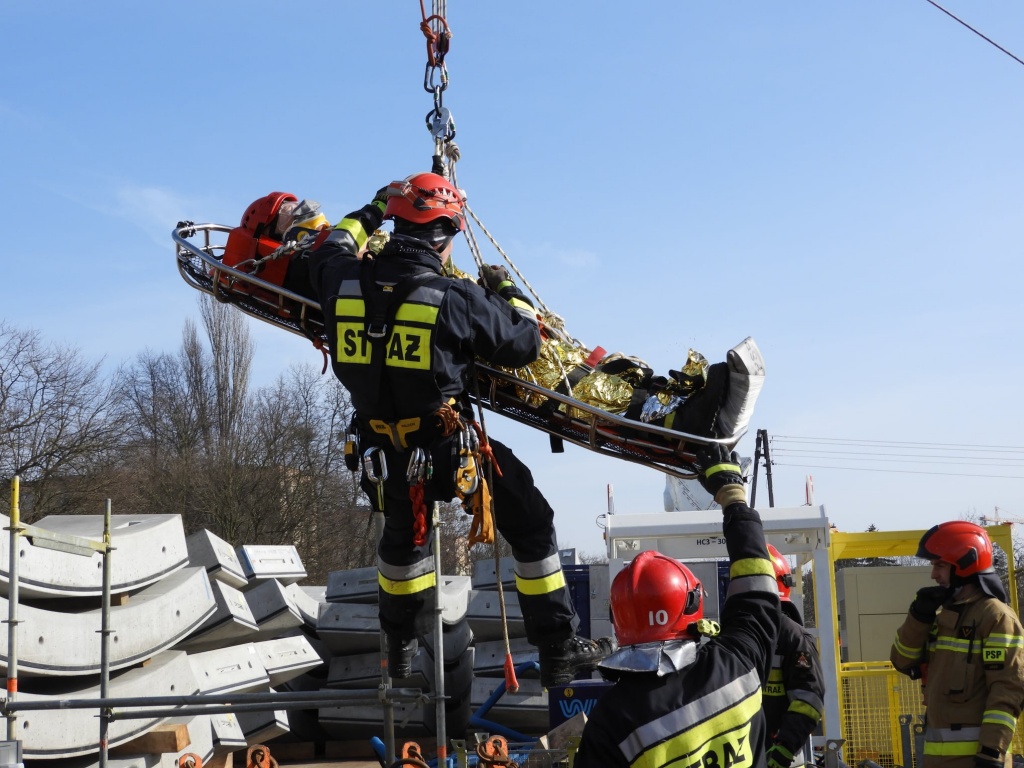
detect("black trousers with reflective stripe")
[361,435,578,645]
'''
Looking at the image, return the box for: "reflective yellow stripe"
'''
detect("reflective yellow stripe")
[923,740,978,756]
[789,700,822,722]
[394,303,439,324]
[508,297,533,313]
[893,634,924,660]
[378,569,436,596]
[730,557,775,578]
[631,685,761,767]
[767,669,784,682]
[933,636,975,653]
[705,462,740,477]
[335,298,366,317]
[986,633,1024,648]
[335,218,370,249]
[983,710,1018,729]
[515,569,567,596]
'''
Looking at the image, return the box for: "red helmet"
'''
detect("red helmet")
[610,551,703,646]
[384,173,465,231]
[767,544,796,600]
[240,192,298,236]
[917,521,993,577]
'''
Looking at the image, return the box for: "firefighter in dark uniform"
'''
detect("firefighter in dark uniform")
[576,444,781,768]
[307,173,612,685]
[762,544,825,768]
[891,522,1024,768]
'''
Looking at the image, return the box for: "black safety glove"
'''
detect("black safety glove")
[696,444,746,507]
[975,749,1004,768]
[766,743,795,768]
[478,264,512,292]
[909,585,953,623]
[372,186,390,211]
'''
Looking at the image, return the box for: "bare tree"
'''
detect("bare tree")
[0,322,126,520]
[112,297,372,582]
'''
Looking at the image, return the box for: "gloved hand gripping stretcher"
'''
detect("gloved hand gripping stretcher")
[173,209,765,480]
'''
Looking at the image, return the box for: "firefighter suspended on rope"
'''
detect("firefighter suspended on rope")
[307,171,616,688]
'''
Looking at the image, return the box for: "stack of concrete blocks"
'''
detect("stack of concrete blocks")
[467,558,549,736]
[182,536,324,749]
[315,564,476,740]
[0,513,323,767]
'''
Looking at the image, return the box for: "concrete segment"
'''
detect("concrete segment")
[188,643,270,694]
[244,579,303,639]
[186,530,248,590]
[466,590,524,642]
[176,579,259,653]
[325,566,378,604]
[16,650,200,759]
[252,634,324,687]
[316,602,380,656]
[236,545,306,588]
[0,567,215,676]
[0,513,188,598]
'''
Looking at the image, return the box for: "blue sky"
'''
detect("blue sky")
[4,2,1024,558]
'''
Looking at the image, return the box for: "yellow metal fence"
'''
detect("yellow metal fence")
[839,662,1024,768]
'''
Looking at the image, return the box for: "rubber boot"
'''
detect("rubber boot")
[538,635,616,687]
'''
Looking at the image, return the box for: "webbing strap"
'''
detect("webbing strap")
[357,258,437,413]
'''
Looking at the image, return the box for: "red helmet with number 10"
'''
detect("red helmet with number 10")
[610,550,704,646]
[767,544,796,601]
[384,173,466,231]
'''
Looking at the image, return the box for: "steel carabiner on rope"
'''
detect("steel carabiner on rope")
[426,105,456,142]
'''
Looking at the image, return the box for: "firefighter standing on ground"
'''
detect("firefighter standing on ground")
[307,173,612,685]
[763,544,826,768]
[891,521,1024,768]
[575,444,781,768]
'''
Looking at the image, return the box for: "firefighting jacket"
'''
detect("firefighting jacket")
[307,202,540,422]
[575,501,781,768]
[891,591,1024,768]
[763,603,825,756]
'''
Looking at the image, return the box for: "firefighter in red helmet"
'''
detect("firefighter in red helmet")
[575,444,781,768]
[762,544,826,768]
[307,174,613,686]
[891,521,1024,768]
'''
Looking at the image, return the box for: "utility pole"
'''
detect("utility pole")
[750,429,775,508]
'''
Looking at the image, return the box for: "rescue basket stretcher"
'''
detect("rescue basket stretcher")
[173,222,757,480]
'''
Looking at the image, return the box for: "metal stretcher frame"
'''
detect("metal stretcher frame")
[173,223,740,480]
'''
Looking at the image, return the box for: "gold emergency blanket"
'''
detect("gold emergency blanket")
[499,338,710,423]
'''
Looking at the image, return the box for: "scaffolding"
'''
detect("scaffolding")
[0,477,431,767]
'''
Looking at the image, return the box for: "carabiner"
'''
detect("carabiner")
[362,447,388,484]
[406,447,428,484]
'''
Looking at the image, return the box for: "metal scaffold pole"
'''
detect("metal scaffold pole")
[432,502,447,764]
[375,507,397,764]
[5,477,21,742]
[99,500,113,768]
